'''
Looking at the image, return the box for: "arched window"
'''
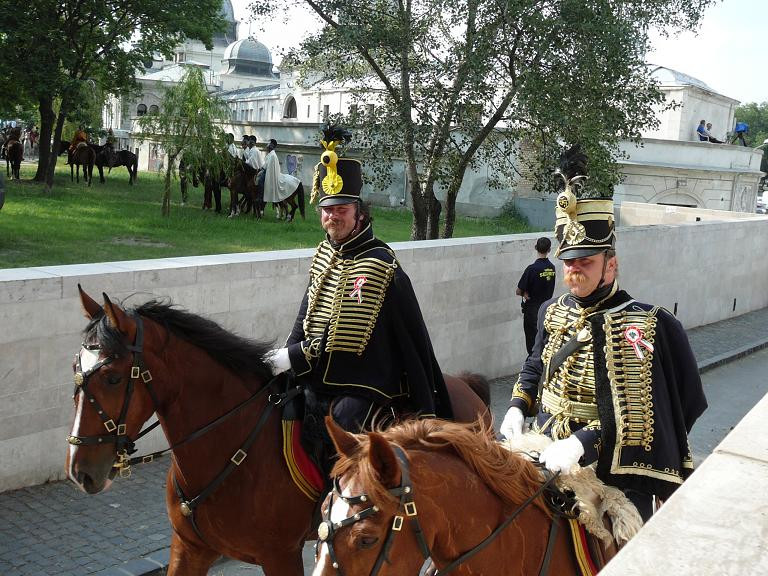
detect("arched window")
[137,104,147,116]
[149,104,159,115]
[283,96,297,119]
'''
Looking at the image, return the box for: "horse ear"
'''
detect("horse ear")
[326,416,360,458]
[368,433,402,488]
[102,293,137,341]
[78,284,102,319]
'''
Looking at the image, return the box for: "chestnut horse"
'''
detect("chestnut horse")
[66,288,491,576]
[313,418,581,576]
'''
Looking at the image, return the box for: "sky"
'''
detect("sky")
[232,0,766,105]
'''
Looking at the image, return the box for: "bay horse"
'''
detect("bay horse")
[313,418,581,576]
[70,143,95,186]
[93,144,138,185]
[228,160,263,218]
[67,288,491,576]
[5,139,23,179]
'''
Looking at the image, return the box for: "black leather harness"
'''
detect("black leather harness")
[317,443,566,576]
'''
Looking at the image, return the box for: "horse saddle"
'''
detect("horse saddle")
[280,381,325,501]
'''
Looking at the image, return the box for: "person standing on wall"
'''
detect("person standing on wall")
[516,237,556,356]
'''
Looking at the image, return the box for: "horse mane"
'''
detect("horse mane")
[333,419,549,515]
[84,299,273,380]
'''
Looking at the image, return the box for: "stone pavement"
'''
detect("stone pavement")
[2,308,768,576]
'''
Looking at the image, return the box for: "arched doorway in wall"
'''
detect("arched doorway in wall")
[283,96,297,119]
[651,190,701,208]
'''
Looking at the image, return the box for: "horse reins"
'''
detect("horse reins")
[318,444,564,576]
[68,312,300,535]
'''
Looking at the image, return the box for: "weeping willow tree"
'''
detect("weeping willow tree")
[135,66,231,217]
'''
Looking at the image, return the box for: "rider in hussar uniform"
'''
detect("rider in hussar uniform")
[500,145,707,521]
[264,125,452,475]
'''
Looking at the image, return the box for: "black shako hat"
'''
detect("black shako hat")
[312,124,363,206]
[554,145,615,260]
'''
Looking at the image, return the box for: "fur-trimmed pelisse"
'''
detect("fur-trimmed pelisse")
[501,432,643,546]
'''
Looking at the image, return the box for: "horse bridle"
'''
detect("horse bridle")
[318,444,564,576]
[67,312,296,488]
[68,312,159,476]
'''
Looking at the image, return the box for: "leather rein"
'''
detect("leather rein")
[68,313,299,533]
[318,444,564,576]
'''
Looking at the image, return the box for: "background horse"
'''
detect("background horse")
[228,161,263,218]
[258,181,305,222]
[5,139,23,179]
[70,143,95,185]
[93,144,138,185]
[66,289,490,576]
[313,418,581,576]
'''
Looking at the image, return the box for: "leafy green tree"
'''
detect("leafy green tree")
[0,0,225,191]
[135,66,231,216]
[735,102,768,148]
[254,0,713,239]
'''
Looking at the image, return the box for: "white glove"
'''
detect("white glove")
[499,406,526,439]
[264,348,291,375]
[539,435,584,474]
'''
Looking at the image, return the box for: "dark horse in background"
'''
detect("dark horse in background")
[228,159,264,218]
[70,142,95,186]
[5,138,23,179]
[91,143,138,185]
[67,288,491,575]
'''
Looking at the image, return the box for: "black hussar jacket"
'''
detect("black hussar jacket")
[510,287,707,500]
[285,224,452,420]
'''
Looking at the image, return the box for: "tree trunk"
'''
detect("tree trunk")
[441,166,469,239]
[407,160,427,240]
[44,108,68,193]
[442,184,458,239]
[162,164,173,217]
[34,97,56,182]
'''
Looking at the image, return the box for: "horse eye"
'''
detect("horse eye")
[357,535,379,550]
[107,374,122,386]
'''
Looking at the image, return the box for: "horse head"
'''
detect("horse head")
[313,418,435,576]
[66,286,158,494]
[313,417,558,576]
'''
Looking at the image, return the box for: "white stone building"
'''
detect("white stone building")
[102,0,763,218]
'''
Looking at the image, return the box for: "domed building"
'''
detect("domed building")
[220,38,276,83]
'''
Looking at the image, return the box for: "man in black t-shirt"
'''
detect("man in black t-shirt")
[516,237,556,355]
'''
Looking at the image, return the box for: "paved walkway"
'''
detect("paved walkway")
[2,308,768,576]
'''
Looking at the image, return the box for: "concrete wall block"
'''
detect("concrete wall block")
[252,256,303,278]
[0,427,70,492]
[0,405,69,442]
[196,262,253,284]
[134,265,198,289]
[0,339,40,396]
[197,283,231,316]
[0,297,84,345]
[0,383,66,420]
[0,277,62,304]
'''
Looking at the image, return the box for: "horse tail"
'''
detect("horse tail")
[297,182,305,219]
[456,371,491,408]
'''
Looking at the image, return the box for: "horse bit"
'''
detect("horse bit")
[317,444,564,576]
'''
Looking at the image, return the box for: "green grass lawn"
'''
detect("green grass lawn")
[0,163,531,269]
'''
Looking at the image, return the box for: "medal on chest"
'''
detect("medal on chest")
[350,275,367,303]
[624,325,654,359]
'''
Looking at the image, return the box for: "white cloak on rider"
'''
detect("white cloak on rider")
[263,149,300,203]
